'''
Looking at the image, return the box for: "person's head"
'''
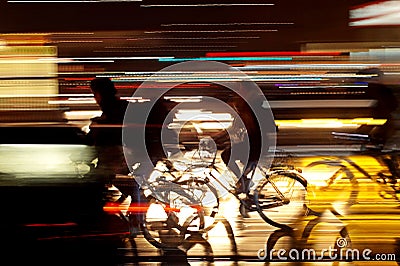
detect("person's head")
[90,77,118,106]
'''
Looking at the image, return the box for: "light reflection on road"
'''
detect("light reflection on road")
[118,154,400,265]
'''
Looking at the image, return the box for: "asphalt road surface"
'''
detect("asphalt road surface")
[1,151,400,266]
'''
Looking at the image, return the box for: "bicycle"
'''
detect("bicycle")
[103,164,219,250]
[301,146,400,220]
[302,157,359,217]
[140,142,308,241]
[138,158,220,249]
[103,140,309,250]
[373,149,400,201]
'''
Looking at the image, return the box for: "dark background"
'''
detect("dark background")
[1,0,398,53]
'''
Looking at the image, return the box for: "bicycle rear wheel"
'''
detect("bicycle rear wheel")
[141,181,219,249]
[253,171,307,229]
[141,193,204,249]
[305,158,359,216]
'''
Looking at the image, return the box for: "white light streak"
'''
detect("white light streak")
[197,122,232,129]
[164,96,203,103]
[0,94,93,98]
[62,60,115,63]
[278,85,368,89]
[48,98,96,104]
[141,3,274,7]
[268,99,377,109]
[64,110,102,120]
[236,63,381,70]
[127,36,261,40]
[289,91,366,96]
[332,132,369,138]
[104,45,237,48]
[275,118,387,129]
[161,22,293,26]
[350,0,400,26]
[175,112,232,122]
[51,40,104,43]
[93,49,228,52]
[38,56,173,63]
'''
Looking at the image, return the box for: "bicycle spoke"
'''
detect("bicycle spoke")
[254,172,307,229]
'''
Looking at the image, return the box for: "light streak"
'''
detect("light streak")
[25,222,77,227]
[161,22,293,26]
[268,99,376,108]
[50,40,103,43]
[1,32,94,35]
[39,56,174,61]
[145,29,277,33]
[207,51,345,57]
[141,3,274,7]
[350,0,400,27]
[175,112,232,121]
[9,0,141,2]
[275,118,387,129]
[158,57,292,62]
[236,63,381,70]
[64,110,102,120]
[126,36,261,40]
[277,85,368,89]
[104,45,237,48]
[59,60,115,63]
[93,49,228,52]
[0,94,93,98]
[48,98,96,104]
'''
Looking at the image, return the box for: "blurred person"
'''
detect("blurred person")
[87,77,129,177]
[145,97,177,165]
[86,77,141,236]
[356,68,398,149]
[220,94,262,190]
[123,96,177,175]
[217,83,270,217]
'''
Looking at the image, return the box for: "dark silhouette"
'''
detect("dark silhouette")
[87,77,142,235]
[219,85,263,195]
[87,77,129,178]
[123,96,178,179]
[145,98,177,164]
[221,94,262,178]
[355,68,398,148]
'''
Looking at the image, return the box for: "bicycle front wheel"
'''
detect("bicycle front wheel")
[141,180,219,249]
[253,171,307,229]
[141,193,205,249]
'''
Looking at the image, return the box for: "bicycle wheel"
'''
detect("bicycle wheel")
[177,180,220,234]
[191,181,220,233]
[253,171,308,230]
[141,195,204,249]
[141,180,219,249]
[305,158,358,216]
